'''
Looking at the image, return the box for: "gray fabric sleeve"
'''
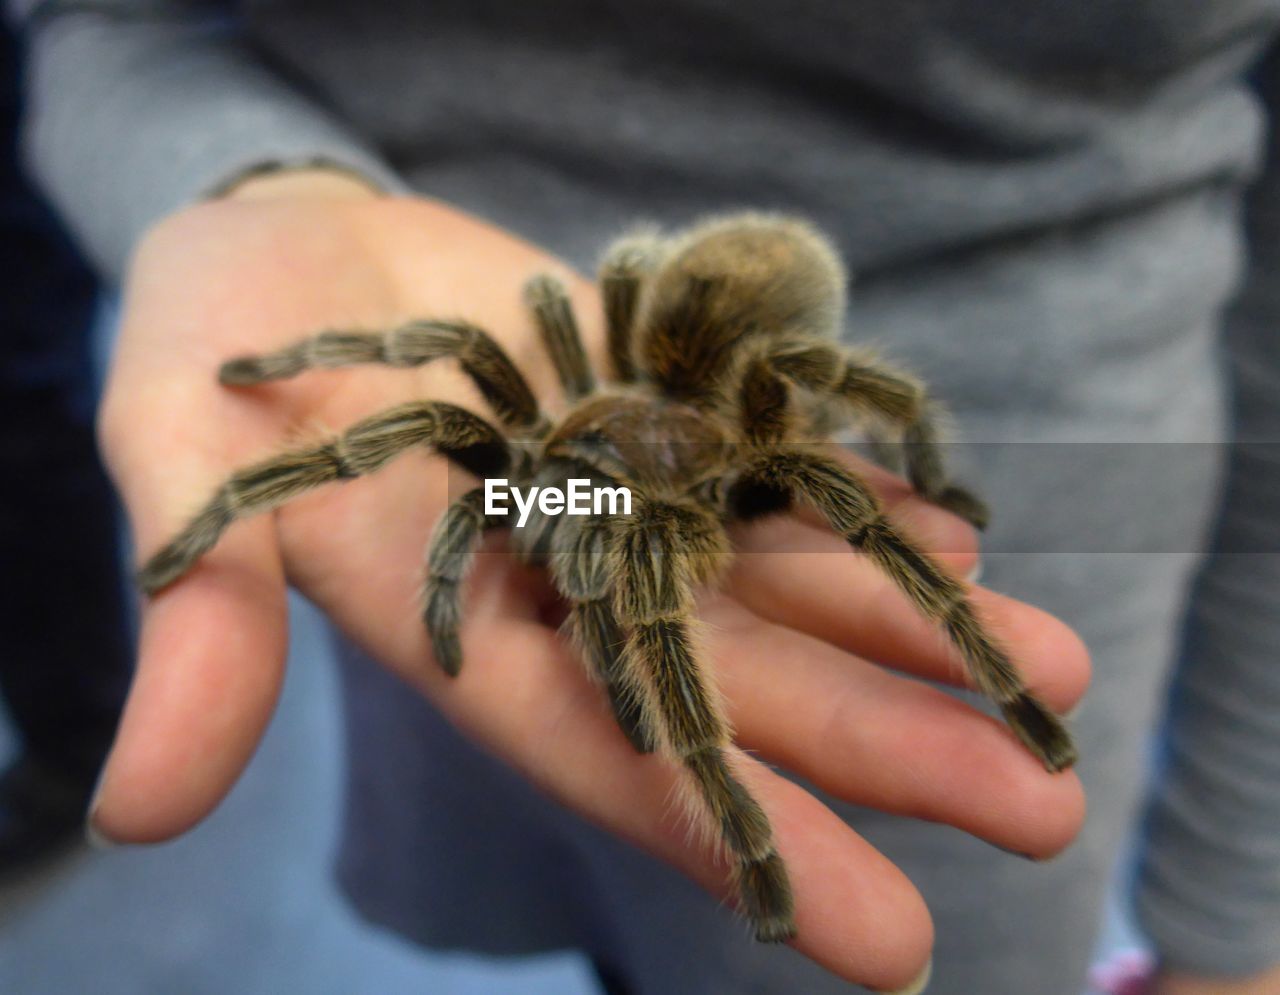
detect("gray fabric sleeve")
[1133,53,1280,978]
[10,0,408,283]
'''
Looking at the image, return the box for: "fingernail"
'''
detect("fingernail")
[878,956,932,995]
[964,559,984,585]
[84,763,118,849]
[990,841,1038,861]
[84,818,118,850]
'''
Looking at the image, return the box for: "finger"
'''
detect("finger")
[92,380,291,843]
[390,612,934,993]
[704,597,1085,858]
[338,536,932,992]
[89,518,288,844]
[727,515,1090,713]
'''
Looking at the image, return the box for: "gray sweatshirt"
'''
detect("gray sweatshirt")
[11,1,1280,989]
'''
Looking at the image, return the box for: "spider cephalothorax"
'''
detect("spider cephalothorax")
[139,213,1076,943]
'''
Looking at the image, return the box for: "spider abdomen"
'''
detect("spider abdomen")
[635,214,848,395]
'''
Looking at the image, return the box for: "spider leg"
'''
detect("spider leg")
[724,447,1076,773]
[218,320,547,434]
[503,458,654,751]
[899,411,990,529]
[523,274,596,401]
[598,228,663,382]
[762,337,989,528]
[421,486,511,677]
[613,498,795,942]
[546,512,655,752]
[138,402,511,594]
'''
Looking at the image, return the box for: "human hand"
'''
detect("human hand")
[92,176,1089,993]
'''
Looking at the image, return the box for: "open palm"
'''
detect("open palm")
[94,189,1089,992]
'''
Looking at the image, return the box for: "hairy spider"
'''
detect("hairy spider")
[138,213,1076,943]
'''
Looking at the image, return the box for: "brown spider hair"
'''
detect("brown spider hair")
[139,212,1075,943]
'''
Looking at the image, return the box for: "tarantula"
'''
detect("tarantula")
[138,214,1076,943]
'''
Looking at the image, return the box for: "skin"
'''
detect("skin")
[88,170,1103,992]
